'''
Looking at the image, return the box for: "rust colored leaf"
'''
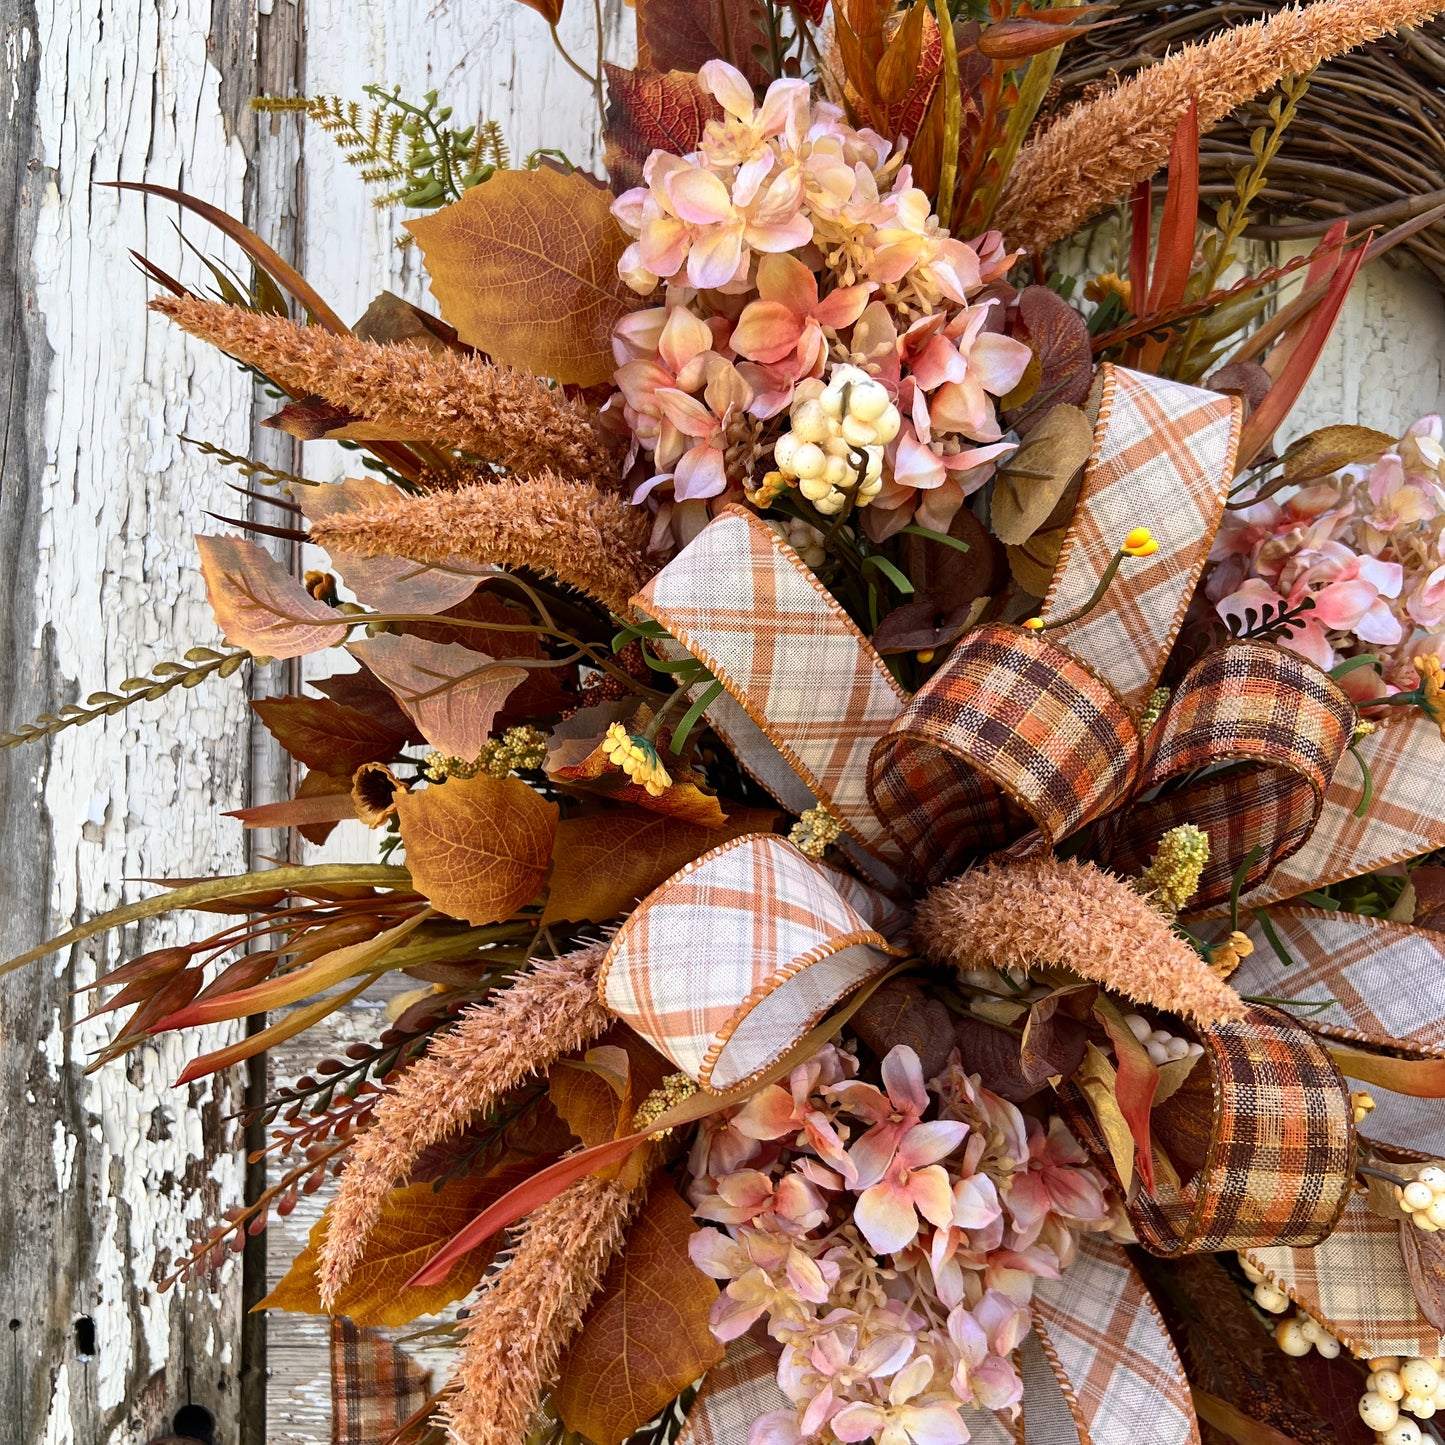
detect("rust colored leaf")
[224,769,358,840]
[251,696,403,776]
[1094,995,1158,1193]
[637,0,768,87]
[1413,865,1445,933]
[396,774,557,924]
[603,65,722,195]
[952,1015,1039,1103]
[310,667,421,742]
[407,167,638,386]
[543,805,777,925]
[300,477,491,614]
[555,1176,725,1445]
[347,633,528,760]
[1281,424,1396,488]
[259,1159,535,1326]
[551,1044,636,1150]
[197,534,348,659]
[353,289,465,353]
[263,393,363,440]
[513,0,565,21]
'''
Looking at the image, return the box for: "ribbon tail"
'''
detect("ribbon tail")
[1031,1237,1201,1445]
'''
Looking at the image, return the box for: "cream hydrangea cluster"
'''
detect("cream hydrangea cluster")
[687,1044,1113,1445]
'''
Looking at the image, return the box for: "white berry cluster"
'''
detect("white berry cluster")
[1272,1308,1341,1360]
[772,365,899,515]
[1239,1254,1292,1313]
[1360,1355,1445,1442]
[1124,1011,1205,1066]
[1396,1165,1445,1231]
[765,517,828,569]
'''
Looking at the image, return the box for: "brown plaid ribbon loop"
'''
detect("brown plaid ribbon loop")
[1062,1004,1355,1256]
[866,624,1142,886]
[1101,642,1356,908]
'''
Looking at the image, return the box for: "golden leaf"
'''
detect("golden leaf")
[1281,424,1397,488]
[396,774,558,924]
[543,806,779,925]
[259,1160,532,1326]
[407,167,638,385]
[555,1176,725,1445]
[1074,1042,1135,1193]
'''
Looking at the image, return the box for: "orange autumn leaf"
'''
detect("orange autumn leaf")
[555,1176,725,1445]
[197,534,348,659]
[396,774,557,924]
[259,1160,533,1326]
[543,805,780,925]
[407,167,637,386]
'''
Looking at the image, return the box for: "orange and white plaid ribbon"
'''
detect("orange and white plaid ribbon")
[596,364,1445,1444]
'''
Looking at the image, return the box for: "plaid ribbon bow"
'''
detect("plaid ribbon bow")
[596,366,1445,1441]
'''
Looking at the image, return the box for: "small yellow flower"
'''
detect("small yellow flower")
[1022,616,1045,631]
[1084,271,1133,310]
[601,722,672,796]
[1414,653,1445,741]
[1350,1089,1376,1125]
[746,470,792,508]
[1122,527,1159,558]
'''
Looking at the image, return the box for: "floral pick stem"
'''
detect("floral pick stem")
[1027,530,1158,633]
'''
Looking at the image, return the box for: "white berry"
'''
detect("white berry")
[1254,1282,1289,1313]
[1405,1396,1437,1419]
[1315,1334,1340,1359]
[1402,1360,1440,1396]
[1164,1036,1190,1062]
[1375,1371,1406,1402]
[1381,1420,1422,1445]
[1124,1013,1152,1042]
[1275,1320,1312,1356]
[1419,1167,1445,1188]
[847,382,891,423]
[1404,1182,1434,1212]
[1360,1392,1401,1431]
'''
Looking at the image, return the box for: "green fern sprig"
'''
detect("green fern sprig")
[253,87,509,211]
[1,648,252,750]
[179,435,317,490]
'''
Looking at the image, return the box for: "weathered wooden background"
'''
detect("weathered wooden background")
[0,2,1441,1442]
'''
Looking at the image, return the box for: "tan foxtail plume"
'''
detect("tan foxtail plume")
[997,0,1445,254]
[442,1168,652,1445]
[306,472,655,615]
[150,294,622,482]
[915,855,1246,1027]
[317,945,612,1308]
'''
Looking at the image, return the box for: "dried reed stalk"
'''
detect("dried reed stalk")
[318,946,612,1307]
[915,855,1246,1026]
[307,472,655,614]
[443,1168,651,1445]
[997,0,1445,253]
[150,295,621,481]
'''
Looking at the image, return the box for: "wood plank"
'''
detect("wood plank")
[0,0,270,1438]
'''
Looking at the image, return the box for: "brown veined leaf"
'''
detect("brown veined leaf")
[636,0,768,87]
[407,167,638,386]
[542,805,779,925]
[1007,525,1066,597]
[347,633,528,760]
[1400,1218,1445,1330]
[396,774,557,924]
[262,394,362,440]
[989,403,1093,546]
[353,289,465,354]
[197,534,348,659]
[300,477,491,615]
[554,1176,725,1445]
[602,65,722,195]
[1004,287,1094,434]
[259,1158,536,1326]
[251,695,404,775]
[310,666,421,741]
